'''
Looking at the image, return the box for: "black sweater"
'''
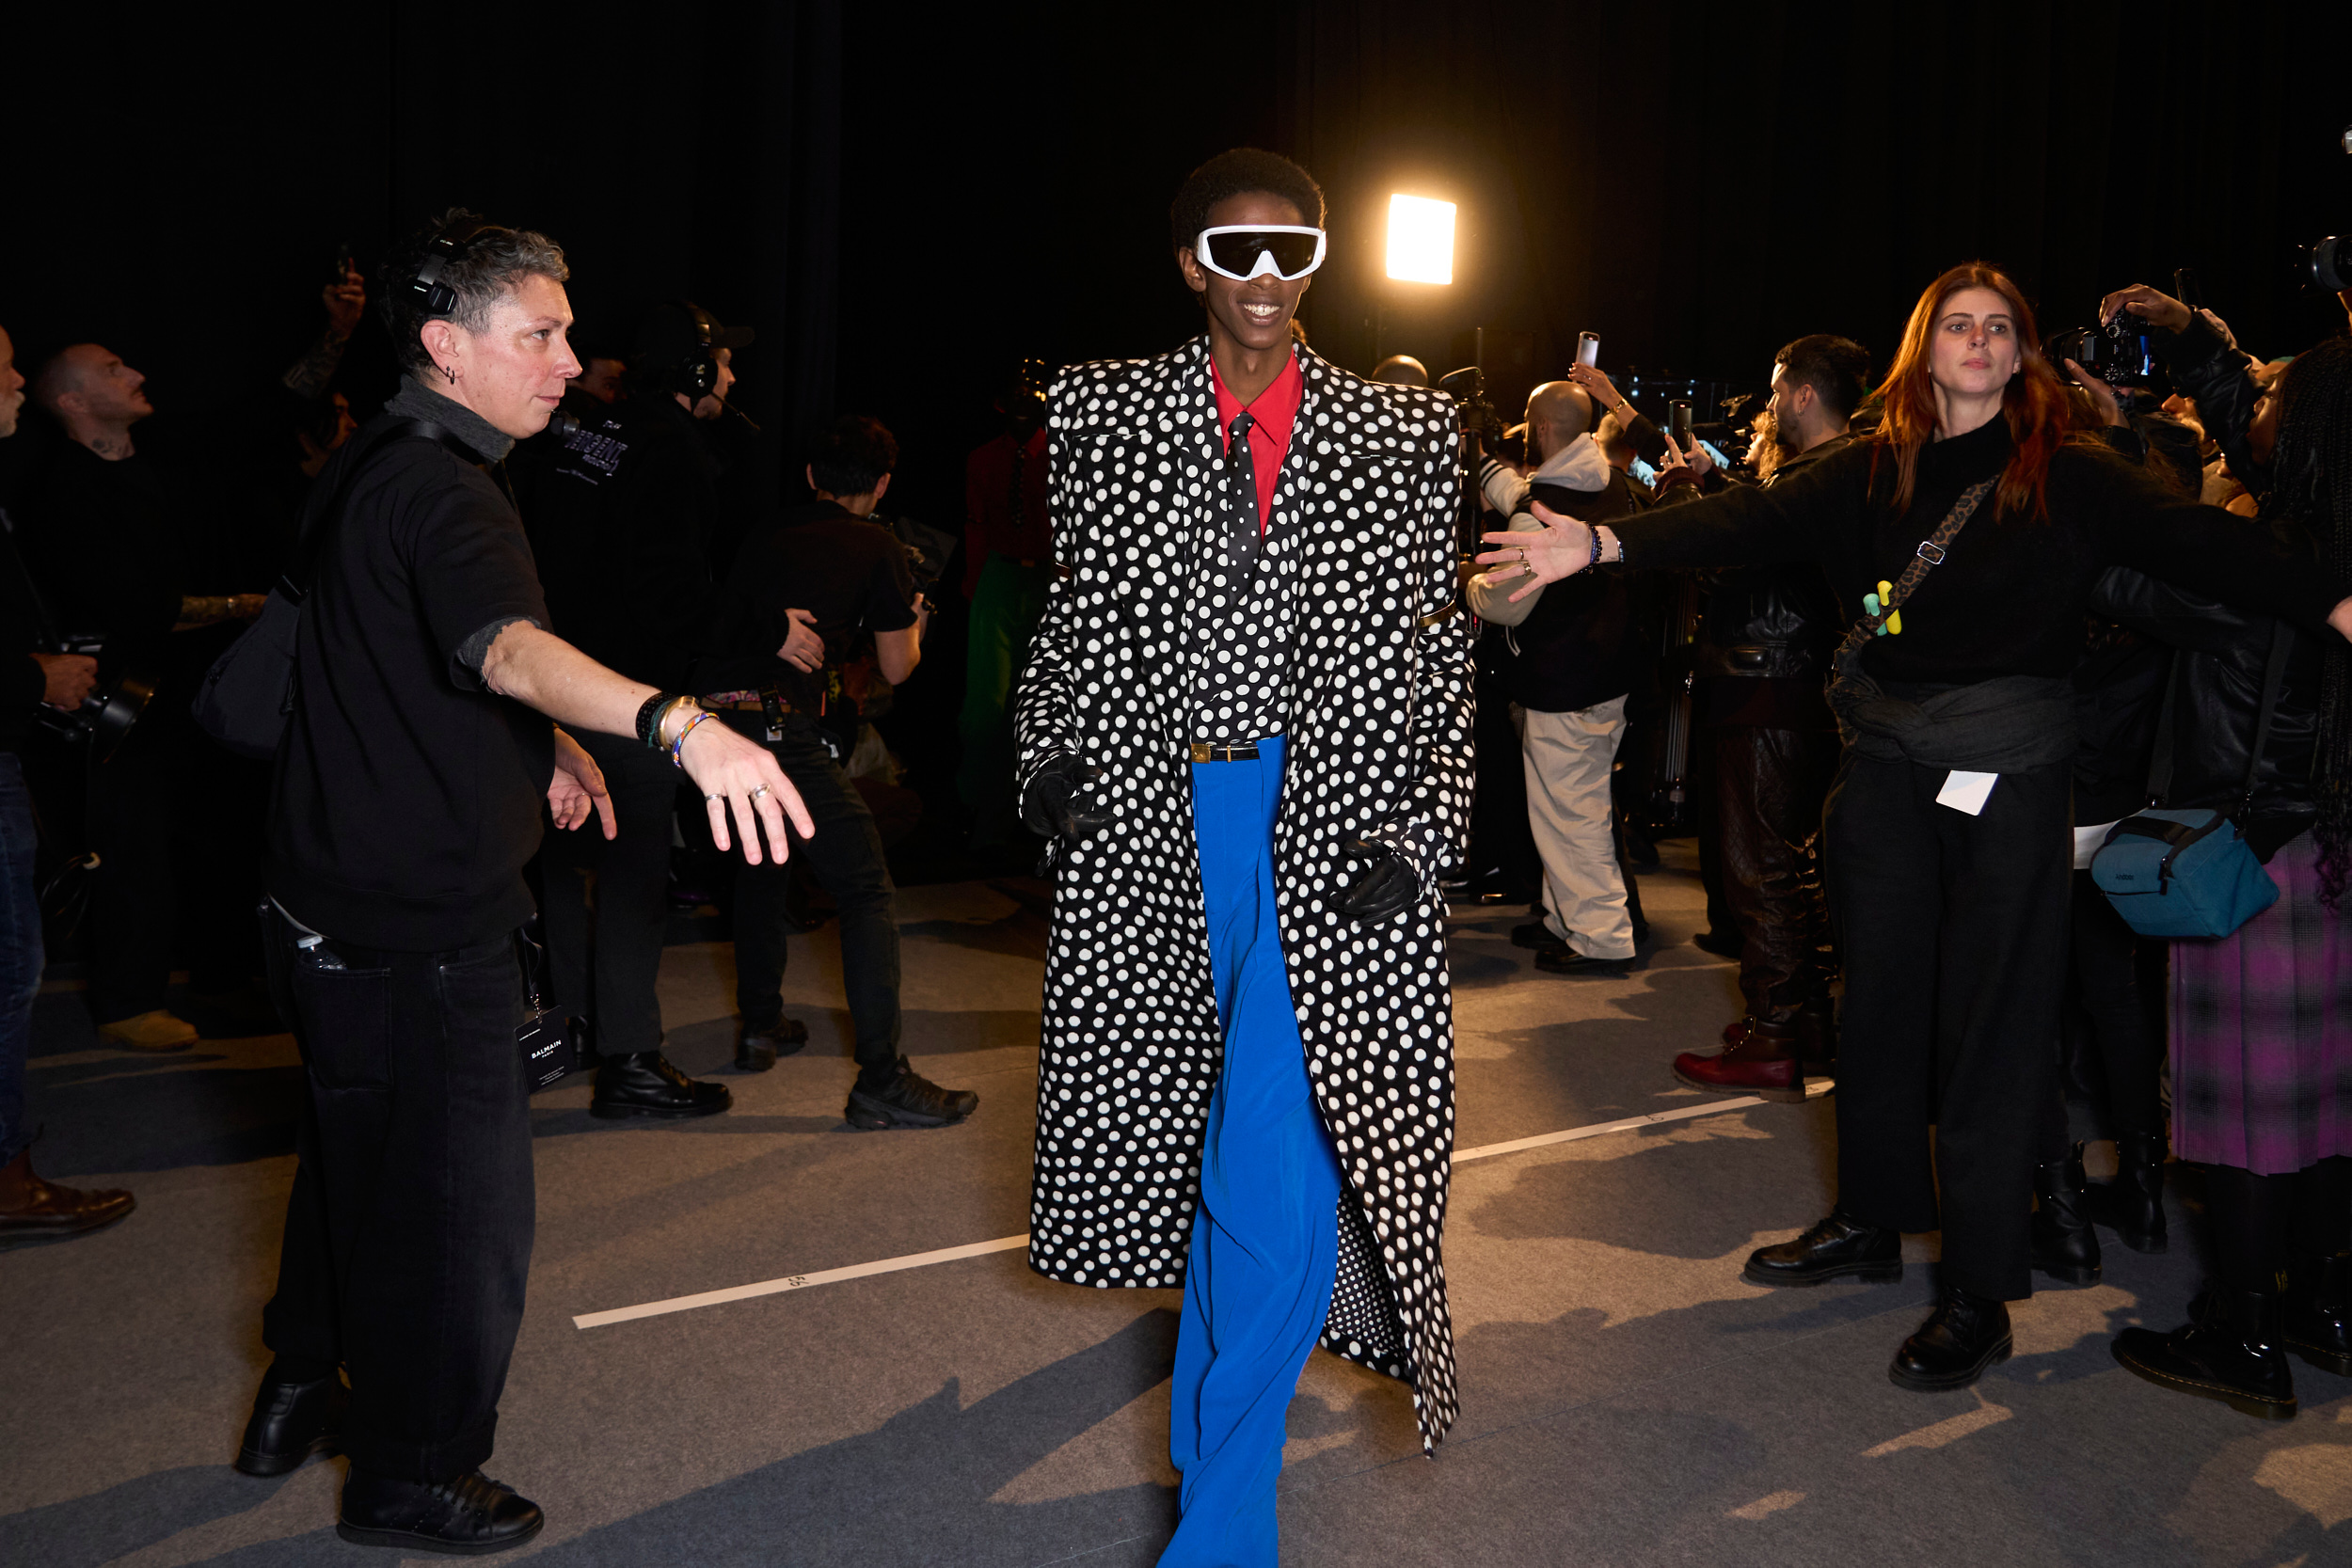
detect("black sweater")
[1613,415,2344,687]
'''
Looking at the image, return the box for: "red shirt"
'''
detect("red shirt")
[1209,350,1303,532]
[962,424,1051,595]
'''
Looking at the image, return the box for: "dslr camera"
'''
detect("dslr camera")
[33,635,150,763]
[1438,365,1506,451]
[2047,317,2155,389]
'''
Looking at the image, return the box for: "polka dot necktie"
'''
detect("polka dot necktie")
[1223,410,1261,573]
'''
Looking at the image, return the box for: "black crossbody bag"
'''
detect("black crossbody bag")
[193,418,451,758]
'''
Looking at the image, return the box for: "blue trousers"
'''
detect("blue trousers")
[1162,736,1343,1568]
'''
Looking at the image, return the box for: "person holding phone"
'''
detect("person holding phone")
[1481,261,2352,1395]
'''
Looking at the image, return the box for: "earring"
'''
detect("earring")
[443,364,457,386]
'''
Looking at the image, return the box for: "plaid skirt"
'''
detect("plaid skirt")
[2170,830,2352,1174]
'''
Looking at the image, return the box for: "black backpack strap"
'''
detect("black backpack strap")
[2239,620,2295,813]
[281,417,455,600]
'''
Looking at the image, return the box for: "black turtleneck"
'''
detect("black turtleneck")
[1615,416,2343,687]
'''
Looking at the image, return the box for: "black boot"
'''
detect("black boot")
[2113,1287,2296,1420]
[734,1018,810,1072]
[1889,1282,2013,1391]
[2031,1146,2103,1287]
[2087,1131,2169,1254]
[589,1052,732,1119]
[338,1468,545,1554]
[1743,1210,1902,1288]
[2282,1252,2352,1376]
[233,1365,347,1477]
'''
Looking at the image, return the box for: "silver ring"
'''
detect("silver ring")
[750,784,771,800]
[704,793,722,801]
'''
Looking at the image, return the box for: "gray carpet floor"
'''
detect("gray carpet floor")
[5,847,2348,1567]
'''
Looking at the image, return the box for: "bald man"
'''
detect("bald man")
[22,345,262,1051]
[1469,378,1650,975]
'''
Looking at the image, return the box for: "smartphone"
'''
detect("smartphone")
[333,242,357,283]
[1577,331,1600,368]
[1670,401,1692,443]
[2173,266,2201,311]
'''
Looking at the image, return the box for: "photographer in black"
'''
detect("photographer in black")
[510,299,804,1117]
[701,415,977,1126]
[0,319,134,1247]
[239,212,808,1554]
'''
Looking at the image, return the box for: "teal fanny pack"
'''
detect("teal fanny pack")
[2090,624,2291,940]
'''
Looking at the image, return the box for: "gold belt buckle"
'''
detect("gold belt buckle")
[1190,742,1212,763]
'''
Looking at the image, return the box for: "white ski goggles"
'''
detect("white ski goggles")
[1193,225,1327,282]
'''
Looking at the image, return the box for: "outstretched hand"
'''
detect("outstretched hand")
[1474,499,1596,603]
[678,719,816,863]
[2098,283,2191,335]
[1023,754,1112,845]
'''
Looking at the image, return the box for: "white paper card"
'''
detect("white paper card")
[2073,821,2120,870]
[1936,770,1998,816]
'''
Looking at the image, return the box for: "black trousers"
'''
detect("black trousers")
[539,731,677,1057]
[259,906,533,1481]
[2063,868,2166,1140]
[1709,724,1840,1018]
[723,714,901,1089]
[1826,752,2072,1300]
[87,727,172,1022]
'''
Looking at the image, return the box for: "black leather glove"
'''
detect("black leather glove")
[1330,836,1419,923]
[1022,754,1111,844]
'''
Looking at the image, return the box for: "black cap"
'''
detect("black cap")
[632,300,754,369]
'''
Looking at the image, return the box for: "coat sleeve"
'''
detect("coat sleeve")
[1361,419,1477,887]
[1011,390,1082,800]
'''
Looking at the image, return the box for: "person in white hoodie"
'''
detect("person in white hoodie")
[1470,380,1650,975]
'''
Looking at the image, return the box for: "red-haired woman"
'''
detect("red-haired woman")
[1483,262,2352,1392]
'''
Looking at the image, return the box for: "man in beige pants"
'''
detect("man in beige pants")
[1471,380,1645,977]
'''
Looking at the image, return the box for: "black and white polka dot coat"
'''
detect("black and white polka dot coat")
[1014,337,1473,1451]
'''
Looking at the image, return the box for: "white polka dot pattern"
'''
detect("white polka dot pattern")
[1012,336,1473,1452]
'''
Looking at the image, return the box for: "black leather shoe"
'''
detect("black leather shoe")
[588,1053,732,1119]
[735,1019,809,1073]
[2031,1146,2103,1286]
[2114,1288,2296,1419]
[1744,1210,1903,1288]
[2283,1253,2352,1376]
[846,1056,978,1130]
[338,1468,545,1555]
[1534,948,1632,977]
[1890,1283,2013,1391]
[1510,920,1565,953]
[234,1368,347,1477]
[2087,1131,2169,1254]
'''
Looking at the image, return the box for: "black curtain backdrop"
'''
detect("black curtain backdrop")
[6,0,2348,546]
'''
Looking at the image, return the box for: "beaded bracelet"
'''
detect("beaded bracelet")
[1586,523,1604,572]
[668,709,715,769]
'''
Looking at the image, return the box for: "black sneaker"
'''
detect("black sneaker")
[736,1018,810,1073]
[338,1468,544,1555]
[846,1056,978,1130]
[589,1053,732,1120]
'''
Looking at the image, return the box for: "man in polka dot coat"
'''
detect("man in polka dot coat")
[1013,150,1475,1520]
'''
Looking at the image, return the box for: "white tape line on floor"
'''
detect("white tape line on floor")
[572,1091,1803,1330]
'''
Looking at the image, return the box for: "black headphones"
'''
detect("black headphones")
[405,215,495,318]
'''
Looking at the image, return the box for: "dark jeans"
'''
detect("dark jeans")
[0,753,41,1168]
[2064,868,2165,1140]
[539,731,677,1056]
[1709,724,1840,1017]
[1826,752,2072,1301]
[260,905,532,1481]
[724,713,900,1088]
